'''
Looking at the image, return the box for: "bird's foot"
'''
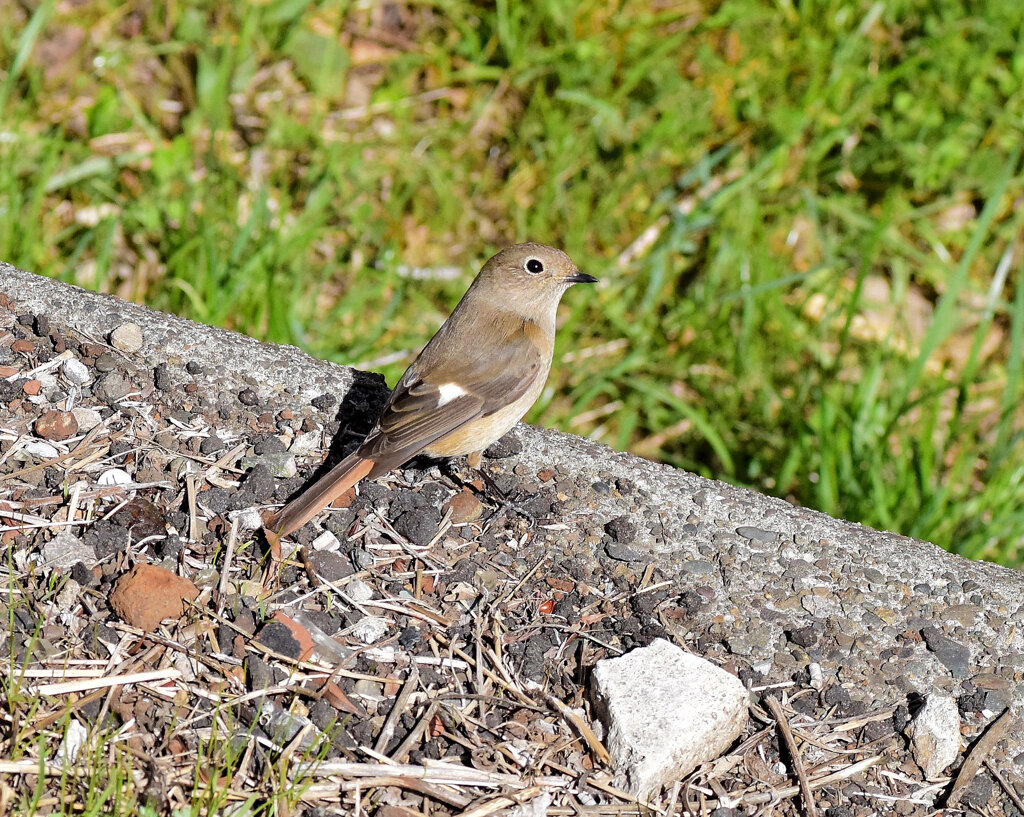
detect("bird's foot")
[440,460,538,528]
[475,468,539,529]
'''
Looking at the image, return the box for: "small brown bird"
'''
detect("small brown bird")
[266,243,596,547]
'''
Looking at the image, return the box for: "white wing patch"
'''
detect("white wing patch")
[436,382,468,407]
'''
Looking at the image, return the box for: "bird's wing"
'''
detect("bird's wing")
[357,316,545,470]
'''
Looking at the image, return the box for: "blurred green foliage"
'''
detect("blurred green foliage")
[2,0,1023,564]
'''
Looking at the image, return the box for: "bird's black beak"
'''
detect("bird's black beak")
[565,271,598,284]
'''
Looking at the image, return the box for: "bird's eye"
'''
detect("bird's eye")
[525,258,544,274]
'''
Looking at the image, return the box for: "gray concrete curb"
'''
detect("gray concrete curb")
[3,260,1022,728]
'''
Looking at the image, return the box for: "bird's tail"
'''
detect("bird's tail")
[265,452,376,551]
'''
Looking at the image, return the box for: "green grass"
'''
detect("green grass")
[2,0,1024,566]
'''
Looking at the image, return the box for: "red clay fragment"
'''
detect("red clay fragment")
[254,611,314,661]
[35,410,79,441]
[109,563,200,632]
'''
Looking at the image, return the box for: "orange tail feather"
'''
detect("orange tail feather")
[265,453,376,547]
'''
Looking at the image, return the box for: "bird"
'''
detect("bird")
[264,242,597,550]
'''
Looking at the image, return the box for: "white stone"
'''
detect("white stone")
[23,440,60,459]
[71,407,103,430]
[288,431,322,456]
[591,638,748,798]
[109,322,143,353]
[808,662,824,689]
[98,468,132,486]
[906,693,961,780]
[350,615,390,644]
[310,530,341,551]
[41,531,95,570]
[346,578,375,602]
[227,507,264,531]
[53,578,83,613]
[57,719,88,763]
[258,452,297,479]
[62,357,91,385]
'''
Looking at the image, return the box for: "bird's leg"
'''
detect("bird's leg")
[438,453,537,526]
[466,451,539,528]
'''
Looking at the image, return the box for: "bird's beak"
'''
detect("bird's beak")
[565,271,598,284]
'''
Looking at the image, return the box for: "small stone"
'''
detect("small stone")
[22,379,42,396]
[346,578,375,602]
[351,548,373,570]
[736,526,779,542]
[12,339,34,354]
[70,562,96,588]
[353,678,384,701]
[246,655,273,691]
[971,673,1010,690]
[393,507,440,546]
[111,497,165,539]
[71,407,103,431]
[185,361,203,375]
[351,615,390,644]
[787,625,818,647]
[109,322,143,353]
[445,489,483,523]
[288,432,321,456]
[62,358,91,385]
[906,694,961,780]
[238,388,259,406]
[680,559,715,576]
[98,468,132,486]
[94,373,132,402]
[227,507,264,530]
[109,564,200,632]
[605,542,645,562]
[592,638,748,798]
[257,452,296,479]
[24,440,60,459]
[398,626,422,649]
[41,531,96,570]
[241,463,276,501]
[199,434,226,455]
[305,550,353,583]
[605,516,638,544]
[153,362,174,390]
[53,579,83,614]
[310,530,341,551]
[311,393,337,410]
[94,352,117,373]
[253,435,287,455]
[35,410,78,441]
[921,627,971,678]
[862,567,886,584]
